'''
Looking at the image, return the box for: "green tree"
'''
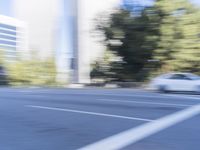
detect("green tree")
[96,8,160,81]
[152,0,200,74]
[91,50,124,82]
[95,0,200,82]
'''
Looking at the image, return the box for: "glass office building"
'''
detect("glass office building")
[0,15,28,61]
[0,22,17,59]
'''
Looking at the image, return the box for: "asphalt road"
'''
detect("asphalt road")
[0,88,200,150]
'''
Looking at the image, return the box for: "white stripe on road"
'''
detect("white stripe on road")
[26,105,153,122]
[26,92,164,98]
[23,94,194,107]
[163,94,200,101]
[98,99,192,107]
[79,104,200,150]
[20,90,200,101]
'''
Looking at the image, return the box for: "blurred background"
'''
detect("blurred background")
[0,0,200,87]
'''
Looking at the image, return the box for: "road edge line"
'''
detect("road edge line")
[79,104,200,150]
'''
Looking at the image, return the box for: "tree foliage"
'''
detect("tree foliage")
[93,0,200,81]
[91,51,124,82]
[95,8,160,81]
[153,0,200,74]
[7,58,57,86]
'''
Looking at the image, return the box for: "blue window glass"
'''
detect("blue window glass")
[0,29,16,36]
[0,34,17,40]
[0,23,16,30]
[0,40,16,46]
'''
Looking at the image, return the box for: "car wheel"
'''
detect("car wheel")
[158,85,169,93]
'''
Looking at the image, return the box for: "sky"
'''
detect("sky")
[123,0,200,7]
[1,0,200,17]
[0,0,12,16]
[137,0,200,6]
[191,0,200,5]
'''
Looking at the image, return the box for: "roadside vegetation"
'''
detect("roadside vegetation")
[0,50,58,86]
[91,0,200,82]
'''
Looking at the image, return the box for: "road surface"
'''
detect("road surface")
[0,88,199,150]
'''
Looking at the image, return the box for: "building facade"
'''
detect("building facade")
[76,0,121,83]
[9,0,121,83]
[0,15,28,62]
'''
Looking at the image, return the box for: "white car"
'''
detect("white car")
[149,72,200,93]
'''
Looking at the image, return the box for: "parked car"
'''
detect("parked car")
[149,72,200,93]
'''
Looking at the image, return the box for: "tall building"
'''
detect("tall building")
[77,0,121,83]
[13,0,71,83]
[0,15,28,61]
[10,0,121,83]
[56,0,77,83]
[13,0,60,59]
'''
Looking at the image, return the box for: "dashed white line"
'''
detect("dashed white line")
[19,90,200,101]
[79,104,200,150]
[26,105,153,122]
[27,92,164,98]
[163,94,200,101]
[98,99,192,107]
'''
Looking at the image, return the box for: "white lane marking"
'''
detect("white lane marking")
[22,94,193,107]
[19,91,34,93]
[26,105,153,122]
[20,91,168,99]
[75,93,162,98]
[28,93,168,101]
[79,104,200,150]
[163,94,200,101]
[17,89,200,100]
[22,91,200,101]
[98,99,192,107]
